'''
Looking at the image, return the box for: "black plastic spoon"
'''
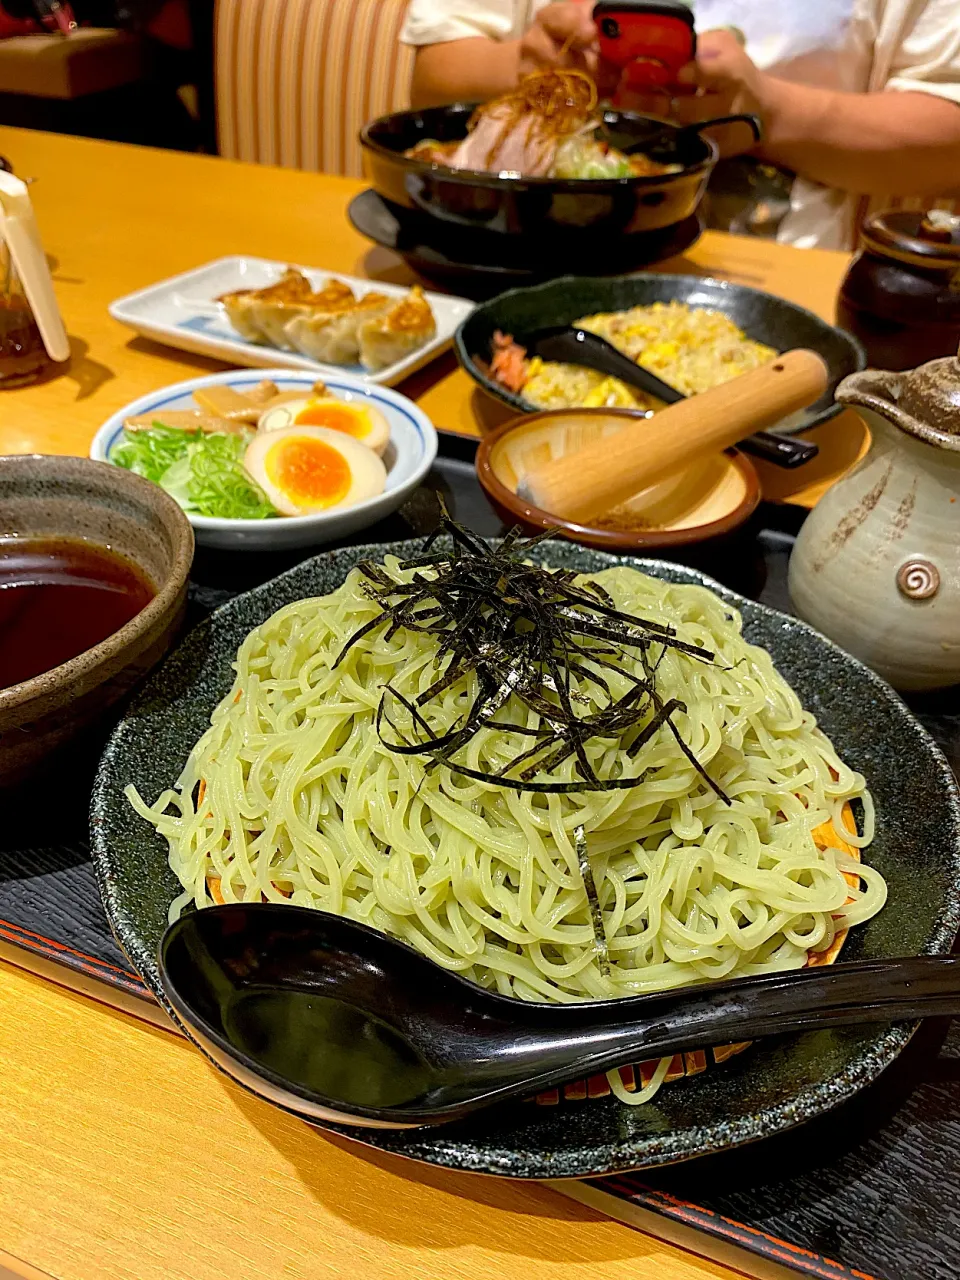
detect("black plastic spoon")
[523,326,819,469]
[160,903,960,1130]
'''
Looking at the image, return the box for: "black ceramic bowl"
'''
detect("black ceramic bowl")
[457,273,867,434]
[360,105,758,242]
[347,189,704,293]
[91,539,960,1179]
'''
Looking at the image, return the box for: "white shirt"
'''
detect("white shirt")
[400,0,960,249]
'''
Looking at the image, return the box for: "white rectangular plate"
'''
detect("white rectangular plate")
[108,256,474,386]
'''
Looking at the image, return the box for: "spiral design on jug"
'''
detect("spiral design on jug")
[896,559,940,600]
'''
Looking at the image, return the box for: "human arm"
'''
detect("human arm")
[409,1,599,109]
[411,38,521,107]
[623,29,960,197]
[688,31,960,196]
[755,81,960,197]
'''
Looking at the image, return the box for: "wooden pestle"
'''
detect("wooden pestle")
[517,349,829,524]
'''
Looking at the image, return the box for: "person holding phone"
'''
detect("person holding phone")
[401,0,960,249]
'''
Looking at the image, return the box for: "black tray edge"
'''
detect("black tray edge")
[558,1180,877,1280]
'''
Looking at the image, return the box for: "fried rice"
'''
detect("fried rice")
[519,301,777,411]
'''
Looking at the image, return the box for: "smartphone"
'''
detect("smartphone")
[592,1,695,91]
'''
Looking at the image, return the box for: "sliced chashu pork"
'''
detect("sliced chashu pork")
[447,107,558,176]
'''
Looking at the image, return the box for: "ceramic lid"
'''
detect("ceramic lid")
[836,344,960,450]
[861,209,960,271]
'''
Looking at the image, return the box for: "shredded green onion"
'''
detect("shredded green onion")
[111,424,277,520]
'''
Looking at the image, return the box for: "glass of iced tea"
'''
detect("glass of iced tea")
[0,242,52,388]
[0,163,69,388]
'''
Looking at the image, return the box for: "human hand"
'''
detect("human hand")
[614,29,771,156]
[518,2,600,81]
[676,29,766,119]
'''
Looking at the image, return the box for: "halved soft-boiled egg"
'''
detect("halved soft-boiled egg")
[257,396,390,456]
[244,426,386,517]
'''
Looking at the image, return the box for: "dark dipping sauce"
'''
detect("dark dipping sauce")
[223,988,436,1109]
[0,537,155,690]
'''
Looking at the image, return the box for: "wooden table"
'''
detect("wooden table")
[0,126,864,1280]
[0,125,866,503]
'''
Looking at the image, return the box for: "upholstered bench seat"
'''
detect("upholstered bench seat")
[216,0,413,177]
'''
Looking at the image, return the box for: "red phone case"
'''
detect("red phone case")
[593,2,695,93]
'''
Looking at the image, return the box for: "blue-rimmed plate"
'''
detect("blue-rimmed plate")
[90,370,438,551]
[108,257,473,385]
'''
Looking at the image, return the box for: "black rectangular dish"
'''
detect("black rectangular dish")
[3,431,959,1280]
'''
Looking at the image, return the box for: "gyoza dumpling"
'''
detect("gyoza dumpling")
[219,268,314,344]
[219,271,355,349]
[357,287,437,371]
[285,291,393,365]
[254,278,357,350]
[217,296,264,343]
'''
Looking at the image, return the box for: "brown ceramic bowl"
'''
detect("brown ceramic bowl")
[0,455,194,784]
[476,409,760,551]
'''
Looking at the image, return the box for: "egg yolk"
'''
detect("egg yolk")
[264,437,351,508]
[294,401,370,439]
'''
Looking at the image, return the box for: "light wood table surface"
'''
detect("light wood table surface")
[0,125,866,503]
[0,126,865,1280]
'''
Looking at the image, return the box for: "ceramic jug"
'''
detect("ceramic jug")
[789,349,960,691]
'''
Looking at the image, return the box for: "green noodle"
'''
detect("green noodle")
[128,561,887,1104]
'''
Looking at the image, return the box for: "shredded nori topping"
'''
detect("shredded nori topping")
[335,510,729,802]
[576,823,610,975]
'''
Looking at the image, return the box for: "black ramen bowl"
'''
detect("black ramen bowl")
[360,104,759,245]
[457,273,867,434]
